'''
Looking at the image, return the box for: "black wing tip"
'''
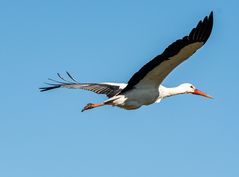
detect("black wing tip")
[39,72,78,92]
[207,11,213,25]
[209,11,213,18]
[202,11,214,43]
[39,85,61,92]
[205,11,213,22]
[188,11,214,44]
[209,10,214,27]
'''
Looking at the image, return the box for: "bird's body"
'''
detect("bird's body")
[40,12,214,112]
[84,83,207,110]
[105,86,168,110]
[107,86,159,110]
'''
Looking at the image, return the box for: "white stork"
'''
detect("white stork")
[40,12,214,112]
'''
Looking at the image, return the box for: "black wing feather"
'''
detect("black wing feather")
[121,12,213,93]
[39,72,122,98]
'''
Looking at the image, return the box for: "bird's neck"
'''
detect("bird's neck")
[159,85,186,98]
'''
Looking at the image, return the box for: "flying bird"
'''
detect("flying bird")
[40,12,214,112]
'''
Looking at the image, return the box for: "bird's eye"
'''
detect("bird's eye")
[190,86,194,89]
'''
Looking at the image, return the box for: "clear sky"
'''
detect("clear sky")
[1,0,239,177]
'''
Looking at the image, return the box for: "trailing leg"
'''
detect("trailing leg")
[81,103,105,112]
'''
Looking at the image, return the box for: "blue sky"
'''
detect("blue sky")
[1,0,239,177]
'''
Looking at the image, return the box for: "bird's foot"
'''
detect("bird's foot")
[81,103,94,112]
[81,103,104,112]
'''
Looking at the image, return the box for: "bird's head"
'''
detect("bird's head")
[179,83,213,99]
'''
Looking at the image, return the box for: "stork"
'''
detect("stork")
[40,12,214,112]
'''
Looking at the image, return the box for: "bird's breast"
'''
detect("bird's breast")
[110,88,159,110]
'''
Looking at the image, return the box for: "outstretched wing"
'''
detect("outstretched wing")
[121,12,213,93]
[39,72,126,98]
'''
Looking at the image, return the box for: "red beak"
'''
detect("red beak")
[193,89,213,99]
